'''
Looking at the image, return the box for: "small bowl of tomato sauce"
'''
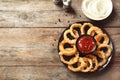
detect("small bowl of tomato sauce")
[76,35,97,55]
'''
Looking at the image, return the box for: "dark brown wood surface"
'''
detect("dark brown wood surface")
[0,0,120,80]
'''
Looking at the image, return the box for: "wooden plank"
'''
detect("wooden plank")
[0,28,119,67]
[0,0,60,11]
[0,0,119,27]
[0,10,81,28]
[0,0,119,80]
[0,28,63,66]
[0,0,119,11]
[0,66,119,80]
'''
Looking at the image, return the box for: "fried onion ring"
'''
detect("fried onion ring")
[81,23,93,34]
[86,55,98,72]
[95,33,109,45]
[80,57,93,72]
[59,40,77,56]
[70,23,82,31]
[63,29,79,43]
[87,26,103,36]
[97,44,112,58]
[59,52,79,65]
[94,51,107,67]
[68,57,86,72]
[68,57,93,72]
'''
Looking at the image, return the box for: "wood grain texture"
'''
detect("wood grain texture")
[0,0,119,80]
[0,66,120,80]
[0,28,63,66]
[0,28,119,67]
[0,0,119,27]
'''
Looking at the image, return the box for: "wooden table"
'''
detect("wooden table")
[0,0,120,80]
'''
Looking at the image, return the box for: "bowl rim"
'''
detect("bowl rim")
[76,34,97,55]
[81,0,113,21]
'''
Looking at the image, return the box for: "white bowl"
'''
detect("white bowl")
[81,0,113,21]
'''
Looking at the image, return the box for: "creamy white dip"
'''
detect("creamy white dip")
[81,0,113,20]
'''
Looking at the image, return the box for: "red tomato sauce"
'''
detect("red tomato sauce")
[77,35,96,54]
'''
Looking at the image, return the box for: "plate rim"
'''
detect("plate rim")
[57,22,114,73]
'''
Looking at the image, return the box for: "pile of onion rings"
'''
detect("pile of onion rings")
[58,23,113,72]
